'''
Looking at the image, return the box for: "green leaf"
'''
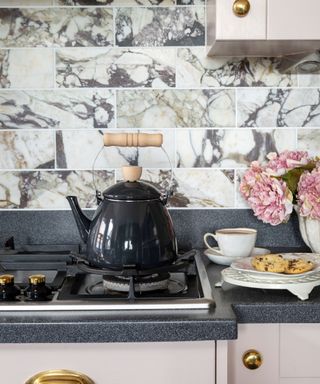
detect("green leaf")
[282,163,317,202]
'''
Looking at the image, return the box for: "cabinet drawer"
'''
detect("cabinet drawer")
[228,324,279,384]
[0,342,215,384]
[268,0,320,40]
[280,324,320,378]
[216,0,267,40]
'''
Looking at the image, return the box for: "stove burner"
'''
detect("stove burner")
[102,273,170,293]
[86,273,187,297]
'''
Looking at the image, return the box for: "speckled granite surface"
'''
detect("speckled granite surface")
[0,211,315,343]
[2,249,320,343]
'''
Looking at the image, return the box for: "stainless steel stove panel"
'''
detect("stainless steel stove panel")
[0,247,215,311]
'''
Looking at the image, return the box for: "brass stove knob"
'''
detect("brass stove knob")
[0,274,14,285]
[233,0,251,17]
[242,349,263,370]
[29,274,46,285]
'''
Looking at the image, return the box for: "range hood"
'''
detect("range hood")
[207,0,320,57]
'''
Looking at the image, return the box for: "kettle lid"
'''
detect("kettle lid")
[103,181,161,201]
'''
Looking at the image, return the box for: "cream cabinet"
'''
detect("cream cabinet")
[0,341,215,384]
[226,324,279,384]
[215,0,267,41]
[268,0,320,40]
[225,324,320,384]
[207,0,320,56]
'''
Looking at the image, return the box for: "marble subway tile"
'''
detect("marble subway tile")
[115,7,205,47]
[56,48,176,88]
[177,0,204,3]
[134,168,235,208]
[0,0,52,4]
[56,129,175,169]
[0,49,54,89]
[0,131,54,170]
[297,129,320,157]
[0,170,114,209]
[117,89,235,128]
[237,89,320,127]
[0,90,115,129]
[55,0,174,5]
[176,129,297,168]
[177,48,298,88]
[0,8,113,48]
[299,73,320,87]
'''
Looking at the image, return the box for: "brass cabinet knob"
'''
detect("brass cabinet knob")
[242,349,263,370]
[25,369,95,384]
[233,0,251,17]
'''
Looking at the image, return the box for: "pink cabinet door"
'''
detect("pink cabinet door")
[268,0,320,40]
[0,341,216,384]
[215,0,267,40]
[280,324,320,380]
[227,324,279,384]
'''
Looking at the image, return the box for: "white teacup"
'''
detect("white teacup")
[204,228,257,258]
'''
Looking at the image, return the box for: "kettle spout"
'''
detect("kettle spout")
[66,196,91,243]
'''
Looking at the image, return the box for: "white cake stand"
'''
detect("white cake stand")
[221,268,320,300]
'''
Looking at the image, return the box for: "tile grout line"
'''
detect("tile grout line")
[53,47,56,89]
[233,169,237,209]
[235,87,238,128]
[53,129,57,170]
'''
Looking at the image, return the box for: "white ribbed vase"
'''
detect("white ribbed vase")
[295,207,320,253]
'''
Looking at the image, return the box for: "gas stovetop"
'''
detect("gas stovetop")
[0,239,215,311]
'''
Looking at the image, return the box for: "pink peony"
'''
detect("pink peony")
[247,173,293,226]
[266,151,309,176]
[297,167,320,220]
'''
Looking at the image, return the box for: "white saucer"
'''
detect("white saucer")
[204,247,270,266]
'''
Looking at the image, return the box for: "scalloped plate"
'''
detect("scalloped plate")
[231,253,320,279]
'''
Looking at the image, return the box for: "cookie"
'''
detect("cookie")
[251,254,288,273]
[284,258,314,274]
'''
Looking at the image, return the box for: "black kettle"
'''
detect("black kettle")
[67,133,178,271]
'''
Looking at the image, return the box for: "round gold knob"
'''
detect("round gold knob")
[0,274,14,285]
[242,349,263,370]
[29,274,46,285]
[233,0,251,17]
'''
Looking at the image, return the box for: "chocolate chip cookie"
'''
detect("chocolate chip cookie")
[251,254,288,273]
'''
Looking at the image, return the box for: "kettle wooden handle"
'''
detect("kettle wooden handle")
[103,133,163,147]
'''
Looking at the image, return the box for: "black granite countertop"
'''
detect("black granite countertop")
[1,249,320,343]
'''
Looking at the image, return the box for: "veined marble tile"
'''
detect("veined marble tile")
[176,129,297,168]
[0,49,53,89]
[0,170,114,209]
[177,48,298,88]
[115,7,205,47]
[117,89,235,128]
[0,131,54,169]
[0,8,113,48]
[0,90,115,129]
[0,1,51,4]
[132,168,235,207]
[56,129,175,169]
[237,89,320,127]
[55,0,174,5]
[299,73,320,87]
[56,48,175,88]
[177,0,204,3]
[297,129,320,157]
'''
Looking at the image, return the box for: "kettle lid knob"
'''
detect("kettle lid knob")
[122,166,142,182]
